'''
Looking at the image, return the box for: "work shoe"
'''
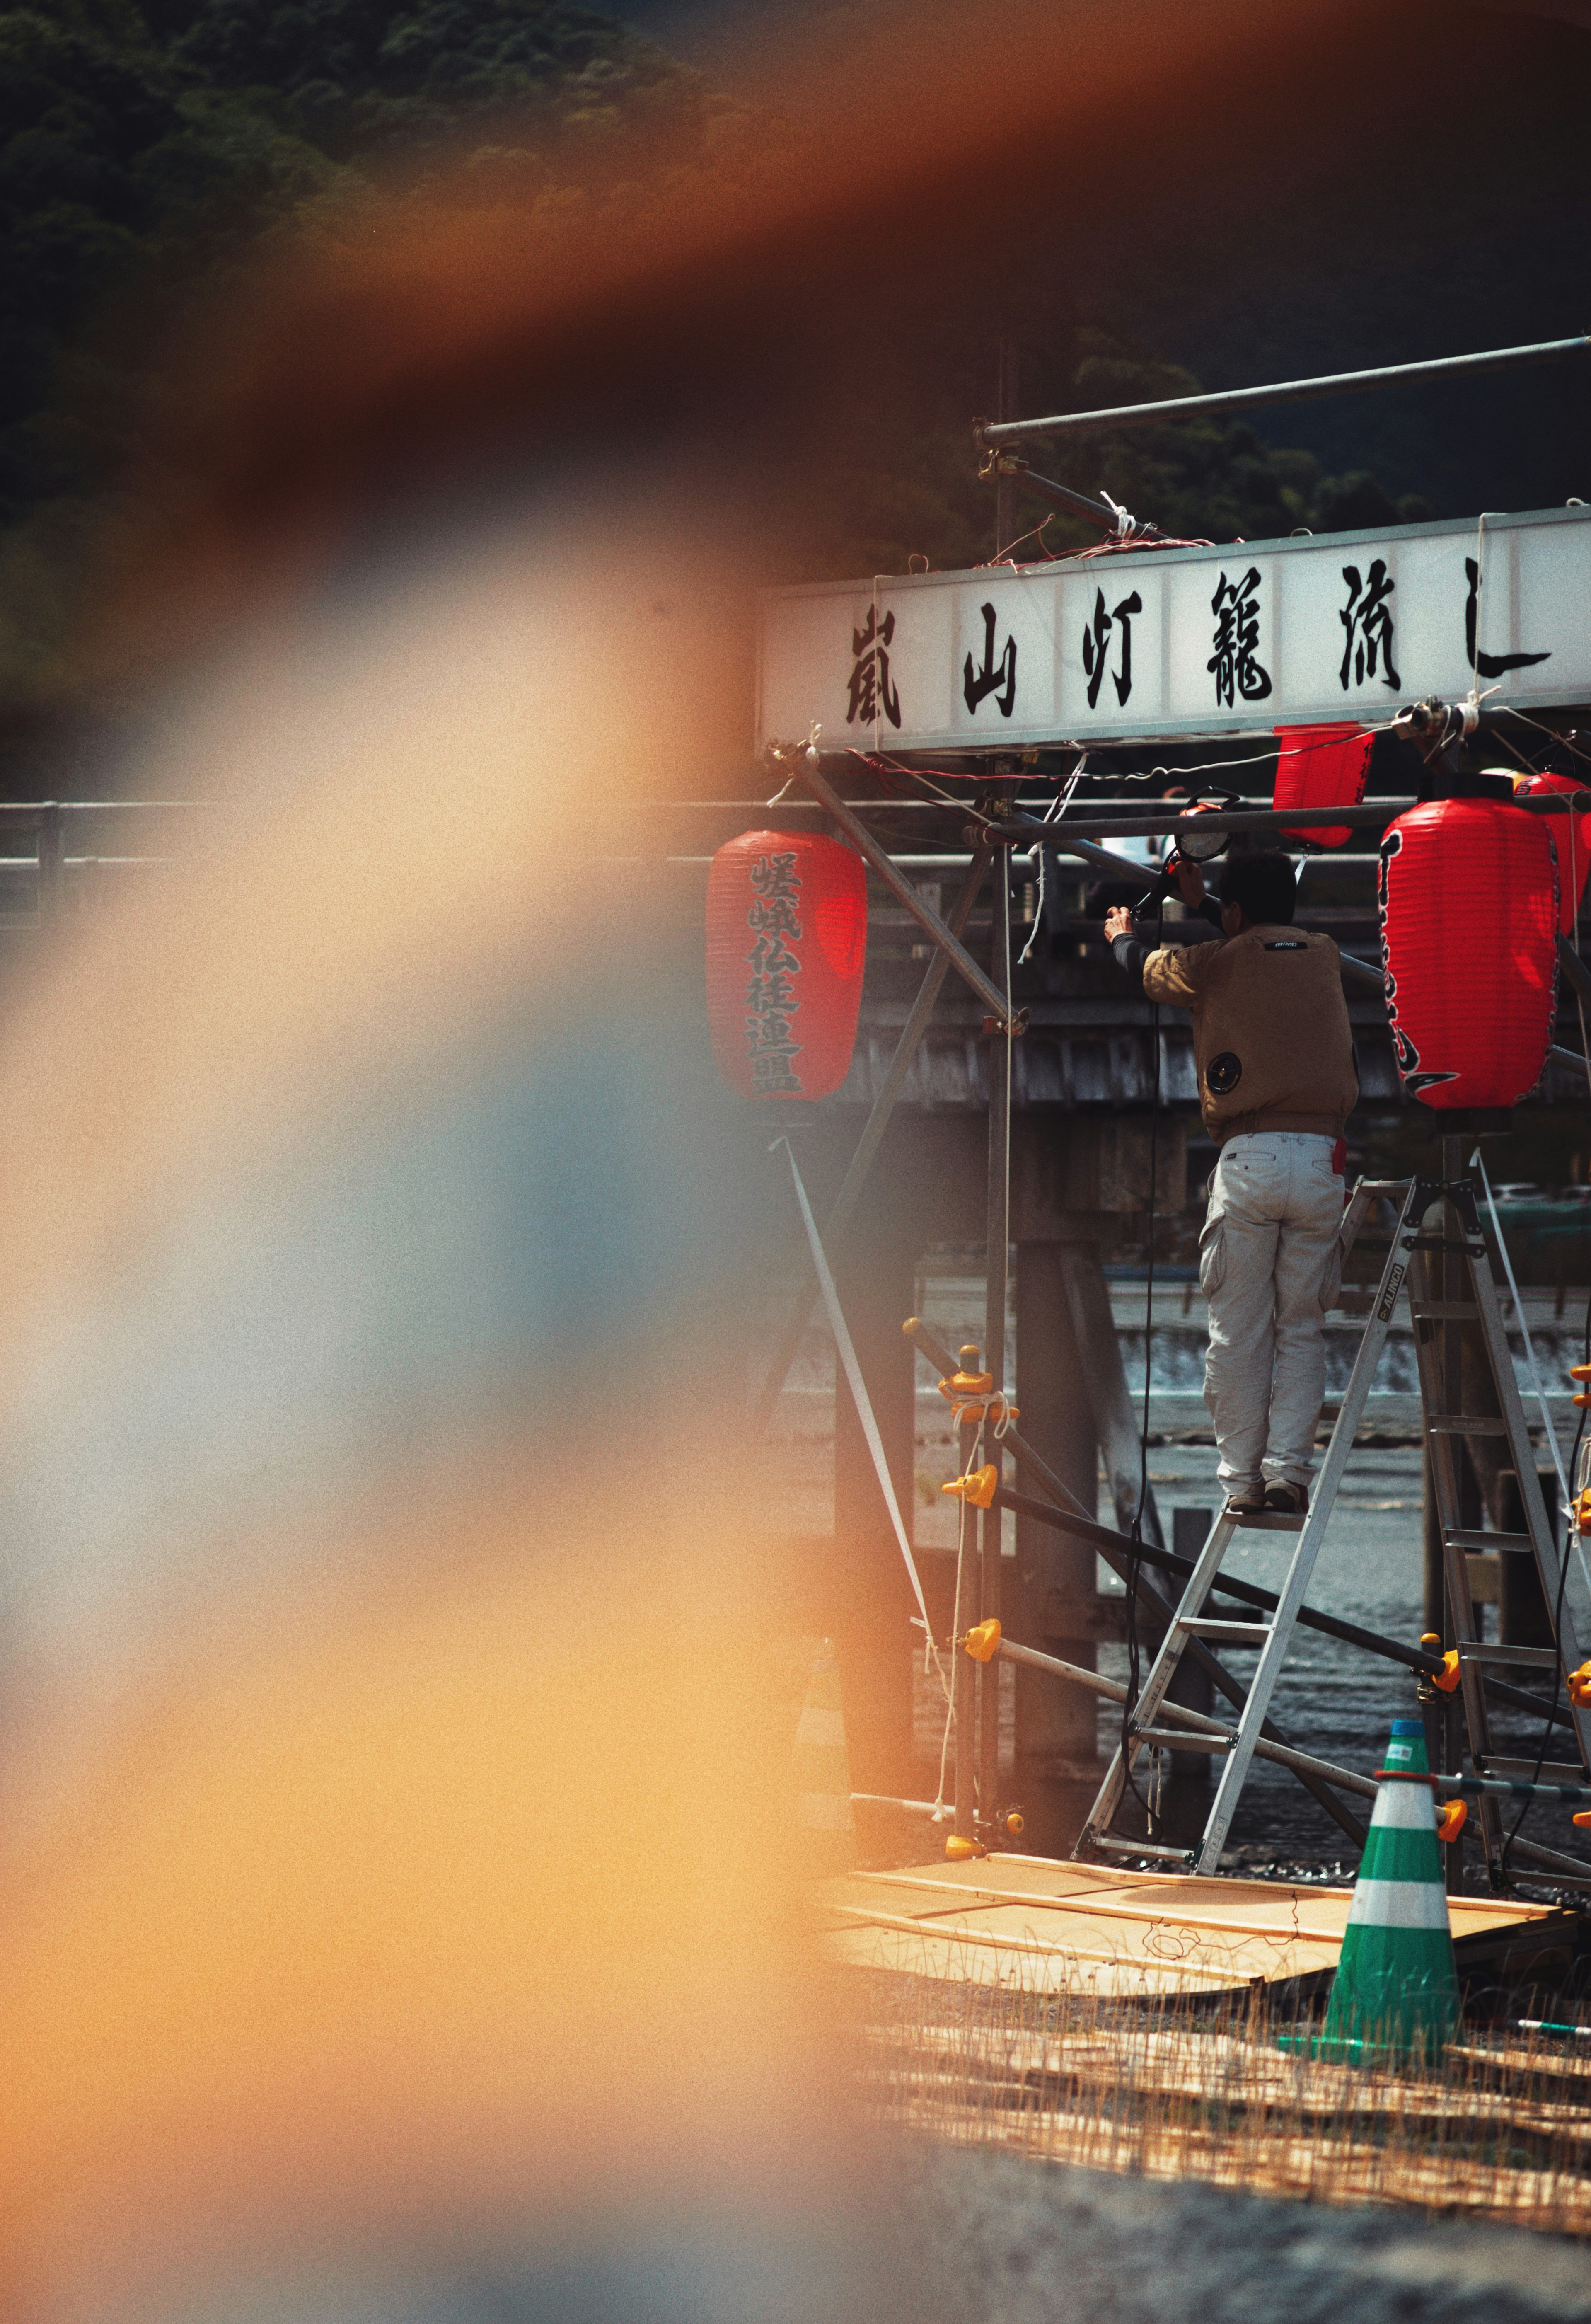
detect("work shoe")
[1263,1481,1308,1515]
[1223,1484,1266,1518]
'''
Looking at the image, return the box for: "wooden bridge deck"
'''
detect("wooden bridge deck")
[821,1854,1576,2000]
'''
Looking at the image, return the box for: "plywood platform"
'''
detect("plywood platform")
[821,1854,1577,2000]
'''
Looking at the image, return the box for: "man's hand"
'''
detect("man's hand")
[1104,905,1134,942]
[1173,852,1206,908]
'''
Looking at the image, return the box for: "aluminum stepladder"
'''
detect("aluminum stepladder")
[1076,1173,1591,1881]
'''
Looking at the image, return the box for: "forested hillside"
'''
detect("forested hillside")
[0,0,1447,724]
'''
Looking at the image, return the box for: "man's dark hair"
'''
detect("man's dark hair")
[1220,850,1296,927]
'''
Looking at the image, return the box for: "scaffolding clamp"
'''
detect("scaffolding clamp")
[938,1368,994,1403]
[962,1617,1002,1661]
[1432,1649,1463,1694]
[1435,1798,1468,1844]
[1571,1661,1591,1709]
[944,1465,999,1511]
[945,1834,988,1861]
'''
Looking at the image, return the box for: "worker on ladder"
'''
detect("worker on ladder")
[1105,850,1358,1518]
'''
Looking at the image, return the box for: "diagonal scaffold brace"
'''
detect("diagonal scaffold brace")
[749,832,994,1427]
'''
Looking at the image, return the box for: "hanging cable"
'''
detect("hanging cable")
[1016,757,1086,966]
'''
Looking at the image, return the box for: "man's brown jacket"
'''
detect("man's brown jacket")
[1141,925,1359,1145]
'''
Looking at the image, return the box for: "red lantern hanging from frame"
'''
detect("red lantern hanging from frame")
[1379,800,1559,1110]
[1505,769,1591,934]
[706,830,867,1100]
[1272,722,1375,849]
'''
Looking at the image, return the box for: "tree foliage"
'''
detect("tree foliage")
[0,0,1424,712]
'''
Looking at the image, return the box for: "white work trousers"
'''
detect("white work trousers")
[1199,1131,1344,1493]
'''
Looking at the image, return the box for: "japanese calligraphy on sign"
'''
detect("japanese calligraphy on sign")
[963,600,1017,717]
[757,504,1584,751]
[1207,566,1272,707]
[744,851,805,1094]
[1339,557,1399,690]
[1082,586,1142,709]
[846,604,900,729]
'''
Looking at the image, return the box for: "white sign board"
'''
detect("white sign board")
[757,505,1591,752]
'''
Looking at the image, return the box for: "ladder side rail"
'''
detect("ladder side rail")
[1404,1237,1507,1880]
[1089,1506,1369,1846]
[1332,1174,1404,1286]
[1461,1203,1591,1773]
[1077,1511,1238,1852]
[1192,1179,1427,1874]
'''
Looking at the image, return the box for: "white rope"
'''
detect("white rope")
[774,1137,950,1700]
[1471,1148,1591,1604]
[1016,756,1085,965]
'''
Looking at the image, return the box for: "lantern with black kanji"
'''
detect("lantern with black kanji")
[1506,769,1591,934]
[1379,800,1559,1109]
[706,830,867,1099]
[1273,722,1374,848]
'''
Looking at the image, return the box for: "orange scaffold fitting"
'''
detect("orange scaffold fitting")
[962,1617,1002,1661]
[1435,1798,1468,1845]
[935,1364,1018,1427]
[1573,1361,1591,1409]
[943,1464,999,1510]
[1431,1649,1463,1694]
[1570,1662,1591,1709]
[1575,1488,1591,1535]
[938,1368,994,1404]
[945,1834,988,1861]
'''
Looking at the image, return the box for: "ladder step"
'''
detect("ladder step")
[1412,1300,1480,1321]
[1175,1618,1272,1643]
[1404,1235,1488,1254]
[1134,1727,1231,1753]
[1427,1415,1509,1435]
[1232,1511,1306,1530]
[1445,1529,1533,1553]
[1089,1835,1194,1862]
[1458,1642,1560,1669]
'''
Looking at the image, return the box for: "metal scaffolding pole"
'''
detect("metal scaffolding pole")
[979,813,1013,1834]
[976,333,1591,450]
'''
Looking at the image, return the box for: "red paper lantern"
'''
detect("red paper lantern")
[1273,722,1374,848]
[1379,800,1559,1109]
[1506,770,1591,934]
[706,830,867,1099]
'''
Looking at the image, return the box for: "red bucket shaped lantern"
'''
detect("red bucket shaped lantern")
[706,831,867,1099]
[1508,770,1591,934]
[1379,800,1559,1109]
[1273,722,1375,848]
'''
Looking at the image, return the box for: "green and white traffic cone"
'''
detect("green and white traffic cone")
[1316,1716,1460,2062]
